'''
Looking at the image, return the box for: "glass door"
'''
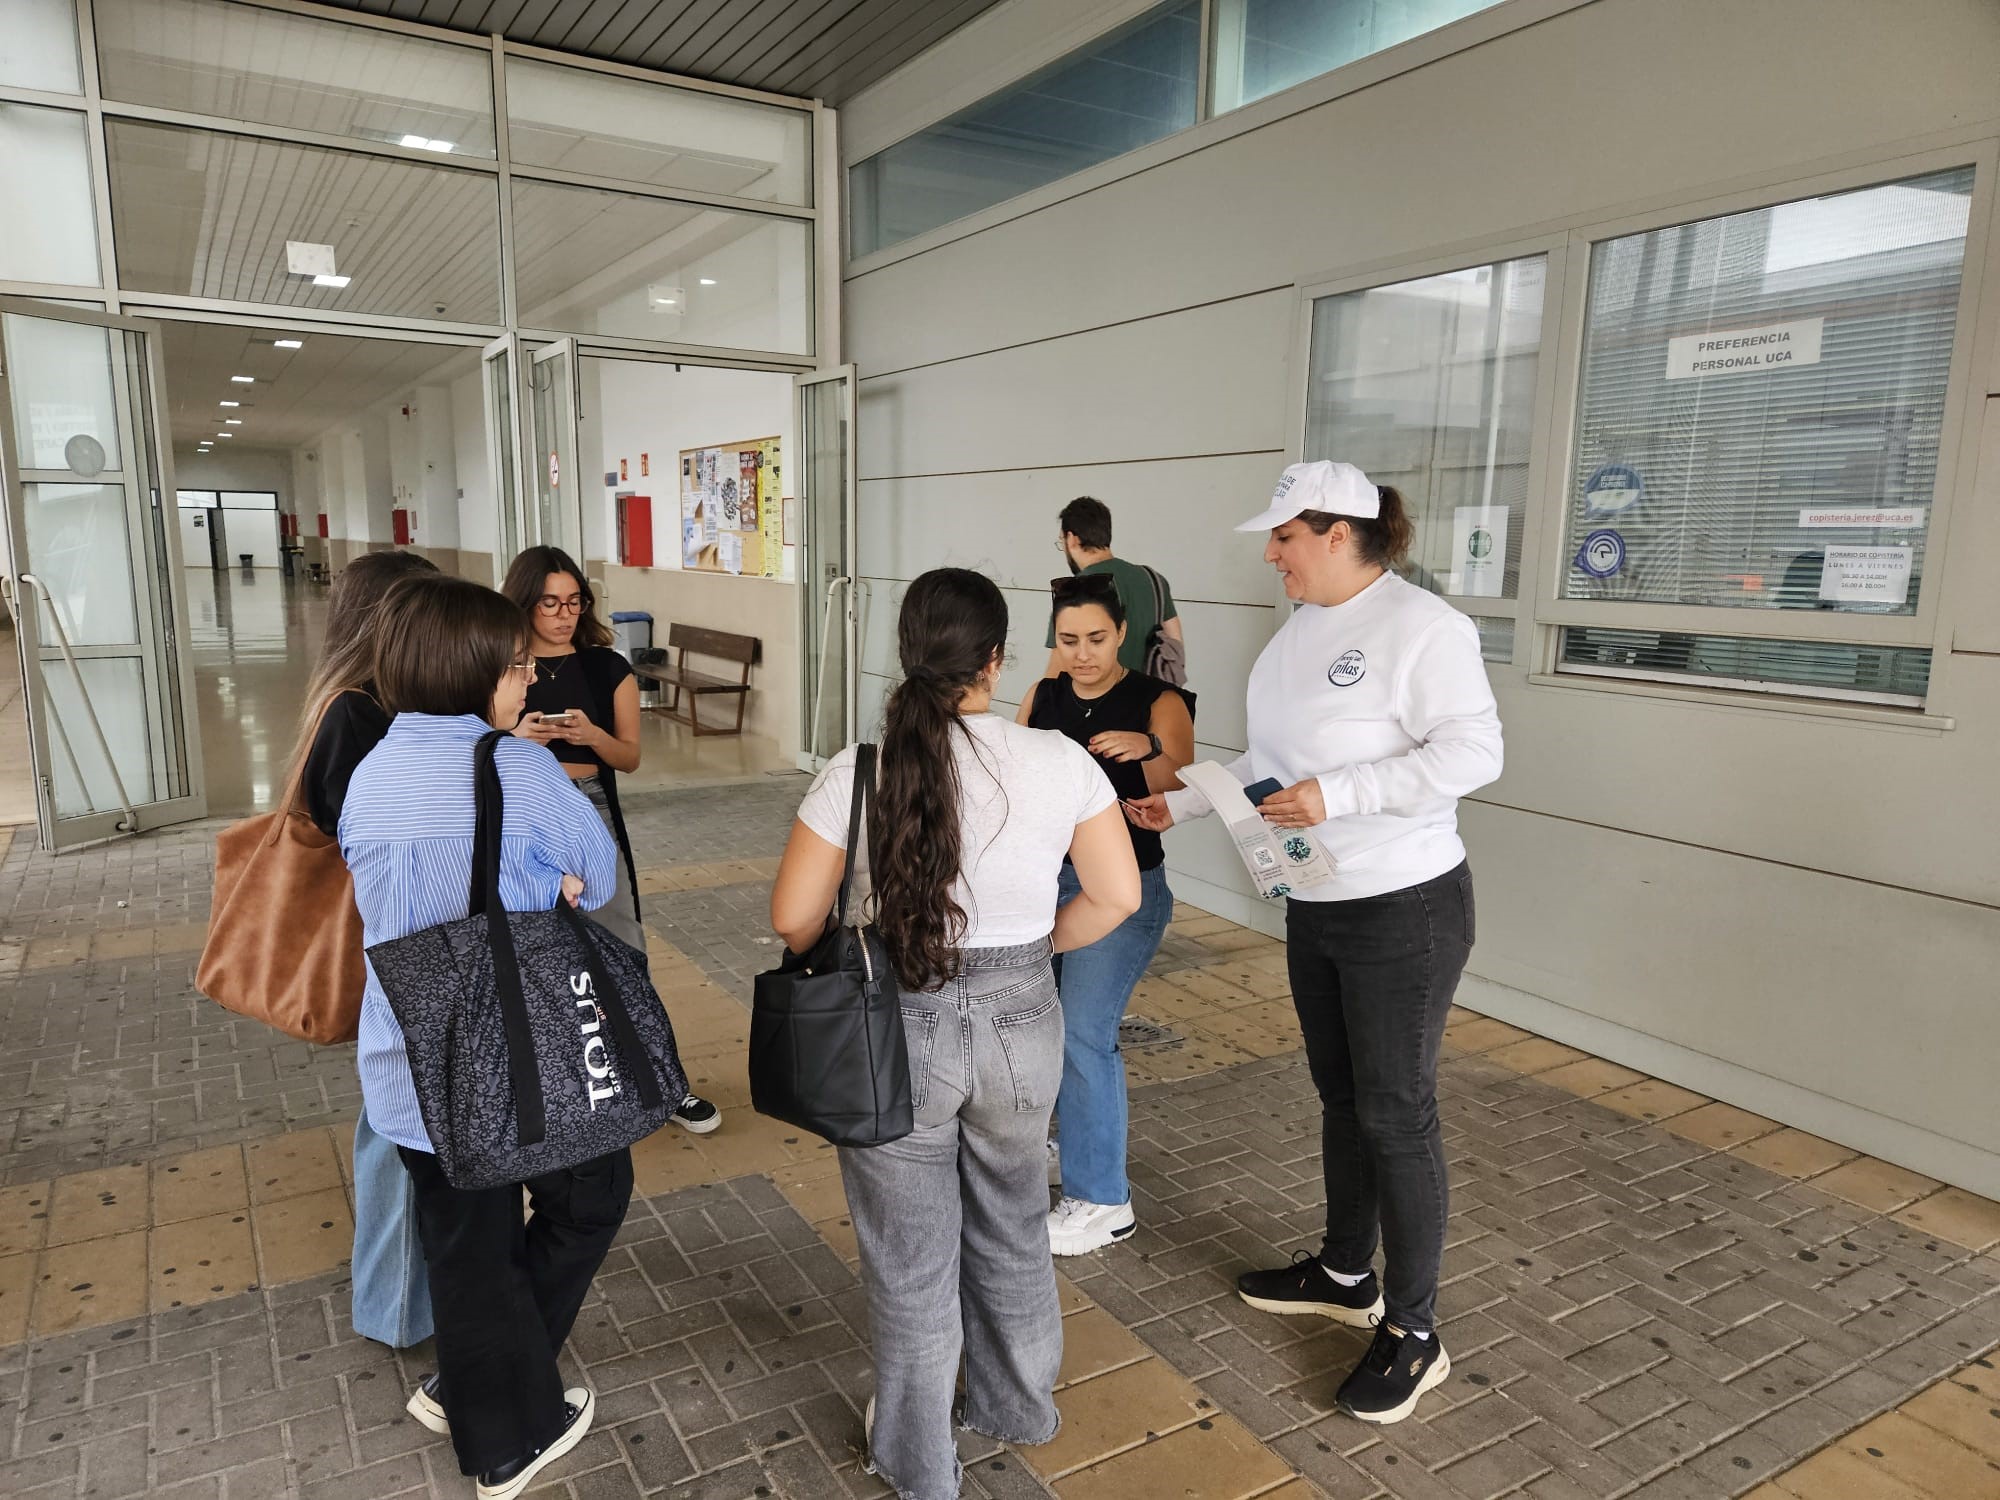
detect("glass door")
[795,366,857,771]
[529,337,583,561]
[481,332,528,586]
[0,300,206,850]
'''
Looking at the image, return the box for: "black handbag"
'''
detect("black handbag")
[368,731,689,1189]
[750,744,912,1148]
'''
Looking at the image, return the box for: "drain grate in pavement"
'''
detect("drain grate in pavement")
[1119,1015,1181,1049]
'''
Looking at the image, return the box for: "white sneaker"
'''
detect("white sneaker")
[1046,1138,1062,1186]
[1047,1196,1136,1256]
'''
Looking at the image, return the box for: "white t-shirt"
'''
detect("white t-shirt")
[797,714,1115,950]
[1166,572,1504,901]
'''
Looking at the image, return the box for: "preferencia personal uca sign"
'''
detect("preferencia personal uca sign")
[1666,317,1824,380]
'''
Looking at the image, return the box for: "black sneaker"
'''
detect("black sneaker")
[1337,1324,1450,1424]
[672,1093,721,1135]
[1236,1251,1385,1327]
[405,1372,448,1435]
[476,1387,594,1499]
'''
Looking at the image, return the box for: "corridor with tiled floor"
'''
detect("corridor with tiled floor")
[1,782,1997,1500]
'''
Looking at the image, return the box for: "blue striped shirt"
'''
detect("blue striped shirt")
[339,713,619,1152]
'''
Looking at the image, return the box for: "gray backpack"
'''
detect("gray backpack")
[1141,566,1187,687]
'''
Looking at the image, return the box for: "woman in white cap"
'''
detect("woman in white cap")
[1125,460,1502,1425]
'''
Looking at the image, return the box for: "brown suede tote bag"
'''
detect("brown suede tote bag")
[196,699,364,1044]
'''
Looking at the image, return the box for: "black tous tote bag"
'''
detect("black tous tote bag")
[751,744,912,1149]
[368,731,688,1189]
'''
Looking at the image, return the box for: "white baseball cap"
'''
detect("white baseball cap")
[1235,460,1380,532]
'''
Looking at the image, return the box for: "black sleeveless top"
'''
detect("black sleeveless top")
[1028,669,1179,871]
[524,647,633,770]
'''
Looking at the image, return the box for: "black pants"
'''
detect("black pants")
[397,1145,634,1475]
[1285,863,1473,1334]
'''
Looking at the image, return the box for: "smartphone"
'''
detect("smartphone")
[540,711,576,725]
[1244,777,1284,807]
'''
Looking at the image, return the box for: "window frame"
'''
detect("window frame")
[1530,144,1995,659]
[1287,231,1576,666]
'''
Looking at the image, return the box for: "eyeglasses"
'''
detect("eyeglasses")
[535,594,585,615]
[1050,574,1119,604]
[507,660,535,679]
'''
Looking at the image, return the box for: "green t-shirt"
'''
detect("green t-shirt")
[1046,557,1177,673]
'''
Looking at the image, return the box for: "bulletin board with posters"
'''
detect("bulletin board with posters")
[679,437,785,578]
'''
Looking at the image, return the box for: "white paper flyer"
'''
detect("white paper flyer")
[1177,761,1335,901]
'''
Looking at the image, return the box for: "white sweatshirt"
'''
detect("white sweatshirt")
[1166,572,1503,901]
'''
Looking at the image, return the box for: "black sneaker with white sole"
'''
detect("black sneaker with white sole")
[1337,1324,1450,1424]
[1235,1251,1385,1327]
[672,1094,721,1135]
[405,1373,448,1435]
[476,1387,594,1499]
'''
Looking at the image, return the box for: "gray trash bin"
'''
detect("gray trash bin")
[613,611,659,707]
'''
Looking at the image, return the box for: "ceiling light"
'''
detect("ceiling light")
[219,400,240,407]
[232,375,254,383]
[698,278,717,286]
[312,274,350,288]
[224,419,243,425]
[398,135,455,152]
[216,432,233,438]
[274,338,303,349]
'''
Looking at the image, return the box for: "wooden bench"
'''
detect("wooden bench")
[632,624,761,737]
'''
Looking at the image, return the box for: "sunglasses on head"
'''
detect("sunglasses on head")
[1049,573,1120,605]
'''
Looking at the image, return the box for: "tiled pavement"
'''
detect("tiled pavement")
[3,795,2000,1500]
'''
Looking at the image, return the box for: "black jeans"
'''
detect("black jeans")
[397,1145,634,1475]
[1285,862,1474,1334]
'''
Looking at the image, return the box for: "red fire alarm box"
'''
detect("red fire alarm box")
[616,493,653,567]
[392,508,412,545]
[316,512,329,538]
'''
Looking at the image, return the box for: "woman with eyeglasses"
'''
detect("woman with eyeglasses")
[500,546,720,1136]
[1016,572,1194,1255]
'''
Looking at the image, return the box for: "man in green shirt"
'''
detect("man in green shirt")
[1044,496,1183,678]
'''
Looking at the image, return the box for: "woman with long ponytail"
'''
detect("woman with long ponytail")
[772,568,1141,1500]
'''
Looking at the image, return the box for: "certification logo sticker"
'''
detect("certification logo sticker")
[1282,835,1314,862]
[1583,463,1644,517]
[1576,529,1627,579]
[1328,650,1367,687]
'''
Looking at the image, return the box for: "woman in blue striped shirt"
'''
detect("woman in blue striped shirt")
[339,575,624,1500]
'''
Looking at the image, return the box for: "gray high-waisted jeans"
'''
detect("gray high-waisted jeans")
[575,773,643,954]
[839,939,1066,1500]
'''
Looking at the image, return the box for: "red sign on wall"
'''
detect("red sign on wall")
[316,513,329,538]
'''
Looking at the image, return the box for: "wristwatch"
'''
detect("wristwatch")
[1140,733,1163,763]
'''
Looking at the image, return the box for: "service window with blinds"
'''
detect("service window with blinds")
[1555,166,1974,705]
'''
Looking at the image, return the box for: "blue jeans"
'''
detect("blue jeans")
[1053,862,1172,1207]
[351,1111,434,1347]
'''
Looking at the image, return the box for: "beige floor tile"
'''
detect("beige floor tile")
[815,1213,860,1264]
[1129,977,1234,1025]
[1594,1079,1710,1122]
[1194,929,1278,956]
[1536,1058,1648,1097]
[151,1211,259,1313]
[1892,1187,2000,1252]
[1900,1375,2000,1459]
[245,1127,345,1204]
[30,1229,149,1334]
[1049,1409,1293,1500]
[1772,1444,1927,1500]
[0,1250,34,1344]
[23,937,87,970]
[151,1145,250,1224]
[1186,1008,1299,1059]
[1836,1411,2000,1497]
[1245,1483,1325,1500]
[0,1180,51,1256]
[1055,1307,1151,1389]
[90,928,158,961]
[46,1164,150,1246]
[1662,1102,1783,1151]
[153,922,210,955]
[691,1116,809,1179]
[1158,969,1264,1008]
[1442,1017,1532,1053]
[1032,1358,1212,1478]
[1125,1038,1259,1084]
[1948,1357,1998,1400]
[1168,916,1238,938]
[1812,1157,1941,1215]
[777,1170,850,1225]
[253,1187,353,1286]
[1484,1038,1588,1075]
[629,1131,714,1197]
[1730,1128,1857,1181]
[1056,1274,1092,1317]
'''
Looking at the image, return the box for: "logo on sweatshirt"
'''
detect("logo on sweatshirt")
[1328,650,1366,687]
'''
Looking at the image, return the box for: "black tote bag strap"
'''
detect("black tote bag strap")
[470,731,549,1147]
[595,769,644,925]
[835,744,876,929]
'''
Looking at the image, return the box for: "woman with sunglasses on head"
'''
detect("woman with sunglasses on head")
[1016,572,1194,1255]
[1125,462,1502,1427]
[500,546,720,1136]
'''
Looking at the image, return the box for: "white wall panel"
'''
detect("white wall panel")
[857,291,1293,480]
